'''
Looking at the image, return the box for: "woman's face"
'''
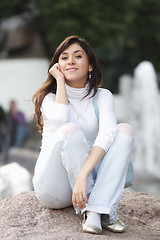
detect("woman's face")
[58,43,92,88]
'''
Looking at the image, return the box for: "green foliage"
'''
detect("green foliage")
[34,0,127,49]
[34,0,129,91]
[124,0,160,68]
[0,0,29,19]
[33,0,160,91]
[1,0,160,92]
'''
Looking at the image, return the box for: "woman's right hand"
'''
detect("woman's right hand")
[49,63,65,82]
[72,172,88,210]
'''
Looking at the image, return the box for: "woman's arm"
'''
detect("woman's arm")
[49,63,68,105]
[93,89,118,152]
[72,89,118,210]
[41,63,69,128]
[72,146,105,210]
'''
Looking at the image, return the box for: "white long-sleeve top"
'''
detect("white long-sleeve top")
[41,84,118,152]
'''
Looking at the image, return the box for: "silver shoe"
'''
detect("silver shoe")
[82,213,102,234]
[102,219,126,233]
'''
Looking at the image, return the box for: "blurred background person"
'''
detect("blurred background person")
[8,100,30,148]
[0,105,8,152]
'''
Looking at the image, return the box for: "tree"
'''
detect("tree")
[1,0,160,92]
[34,0,129,91]
[0,0,29,19]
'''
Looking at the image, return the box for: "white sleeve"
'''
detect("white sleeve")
[41,93,69,124]
[93,89,118,152]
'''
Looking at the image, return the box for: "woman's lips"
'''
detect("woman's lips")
[66,67,78,72]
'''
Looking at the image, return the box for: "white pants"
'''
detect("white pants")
[33,122,133,223]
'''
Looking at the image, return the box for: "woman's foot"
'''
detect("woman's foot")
[101,219,126,233]
[82,211,102,234]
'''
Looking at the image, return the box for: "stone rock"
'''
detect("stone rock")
[0,190,159,240]
[0,162,32,201]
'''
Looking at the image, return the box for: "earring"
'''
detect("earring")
[89,71,92,80]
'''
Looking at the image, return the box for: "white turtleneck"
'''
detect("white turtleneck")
[41,84,118,152]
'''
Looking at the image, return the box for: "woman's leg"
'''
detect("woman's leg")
[33,122,92,209]
[82,123,134,224]
[33,123,77,208]
[60,126,94,193]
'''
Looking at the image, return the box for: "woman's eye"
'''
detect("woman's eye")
[61,57,67,60]
[76,55,82,58]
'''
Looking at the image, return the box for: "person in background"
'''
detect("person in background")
[8,100,30,148]
[32,36,134,235]
[0,105,7,152]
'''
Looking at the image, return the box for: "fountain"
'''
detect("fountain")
[129,61,160,179]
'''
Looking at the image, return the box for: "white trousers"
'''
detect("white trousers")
[33,122,133,223]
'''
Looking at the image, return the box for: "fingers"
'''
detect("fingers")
[72,194,84,210]
[83,193,88,204]
[72,193,88,210]
[78,195,85,210]
[49,63,58,74]
[49,63,64,81]
[72,193,77,210]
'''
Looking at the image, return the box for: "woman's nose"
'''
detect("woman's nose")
[68,56,75,65]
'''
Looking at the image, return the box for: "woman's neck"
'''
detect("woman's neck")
[65,81,86,88]
[65,83,89,99]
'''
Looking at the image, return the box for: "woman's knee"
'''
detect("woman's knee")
[60,122,79,137]
[35,191,72,209]
[118,123,134,136]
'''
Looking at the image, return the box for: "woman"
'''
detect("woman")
[32,35,134,234]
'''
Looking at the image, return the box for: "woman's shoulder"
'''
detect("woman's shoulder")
[96,88,115,107]
[98,88,113,98]
[43,92,56,102]
[42,92,56,108]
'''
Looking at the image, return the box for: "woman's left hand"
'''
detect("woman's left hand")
[72,172,88,210]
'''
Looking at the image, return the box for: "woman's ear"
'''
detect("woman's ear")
[89,65,93,72]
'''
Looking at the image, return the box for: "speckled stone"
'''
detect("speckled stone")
[0,191,159,240]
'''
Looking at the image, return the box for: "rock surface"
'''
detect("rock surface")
[0,190,159,240]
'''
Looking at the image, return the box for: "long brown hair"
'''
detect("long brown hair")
[32,35,103,133]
